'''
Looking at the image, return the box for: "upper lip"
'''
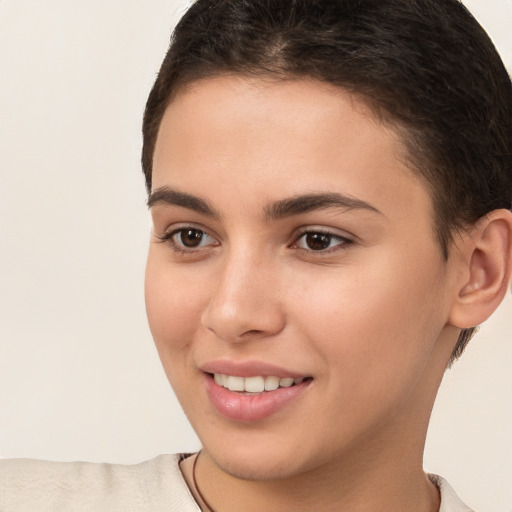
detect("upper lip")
[200,359,309,379]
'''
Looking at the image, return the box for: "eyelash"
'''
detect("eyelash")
[156,227,353,255]
[156,226,219,254]
[292,229,353,254]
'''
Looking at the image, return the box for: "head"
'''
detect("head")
[142,0,512,364]
[142,0,512,483]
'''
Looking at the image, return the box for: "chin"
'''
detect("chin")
[198,426,327,482]
[207,448,302,481]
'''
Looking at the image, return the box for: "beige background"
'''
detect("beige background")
[0,1,510,510]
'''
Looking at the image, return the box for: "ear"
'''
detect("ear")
[448,209,512,329]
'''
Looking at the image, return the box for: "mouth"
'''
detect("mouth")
[203,371,313,422]
[210,373,311,394]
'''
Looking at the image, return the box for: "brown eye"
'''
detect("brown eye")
[178,228,205,248]
[163,227,218,252]
[295,231,351,252]
[304,233,332,251]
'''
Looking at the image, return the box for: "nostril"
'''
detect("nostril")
[241,329,264,336]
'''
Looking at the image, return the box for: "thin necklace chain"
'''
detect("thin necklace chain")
[192,451,217,512]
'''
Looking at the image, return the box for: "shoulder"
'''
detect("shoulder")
[429,474,476,512]
[0,453,200,512]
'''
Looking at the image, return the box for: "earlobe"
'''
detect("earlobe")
[449,209,512,329]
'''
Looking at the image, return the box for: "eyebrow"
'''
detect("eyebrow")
[147,186,220,218]
[264,192,382,220]
[147,186,382,220]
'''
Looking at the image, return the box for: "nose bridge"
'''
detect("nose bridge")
[201,242,284,342]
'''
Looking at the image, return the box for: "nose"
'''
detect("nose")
[201,250,286,343]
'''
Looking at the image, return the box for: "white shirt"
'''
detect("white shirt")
[0,454,475,511]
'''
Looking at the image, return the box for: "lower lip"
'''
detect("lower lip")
[204,374,311,423]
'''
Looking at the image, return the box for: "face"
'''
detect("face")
[145,76,459,480]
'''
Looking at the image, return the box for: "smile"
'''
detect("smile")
[213,373,306,393]
[205,371,312,422]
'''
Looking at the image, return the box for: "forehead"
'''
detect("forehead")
[156,76,401,157]
[152,76,432,228]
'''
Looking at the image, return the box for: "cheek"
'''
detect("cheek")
[144,253,205,356]
[292,253,446,384]
[289,272,443,438]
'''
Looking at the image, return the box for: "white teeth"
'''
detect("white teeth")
[213,373,306,392]
[244,376,265,393]
[279,377,294,388]
[226,375,245,392]
[264,376,280,391]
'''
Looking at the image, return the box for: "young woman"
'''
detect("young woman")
[1,1,511,511]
